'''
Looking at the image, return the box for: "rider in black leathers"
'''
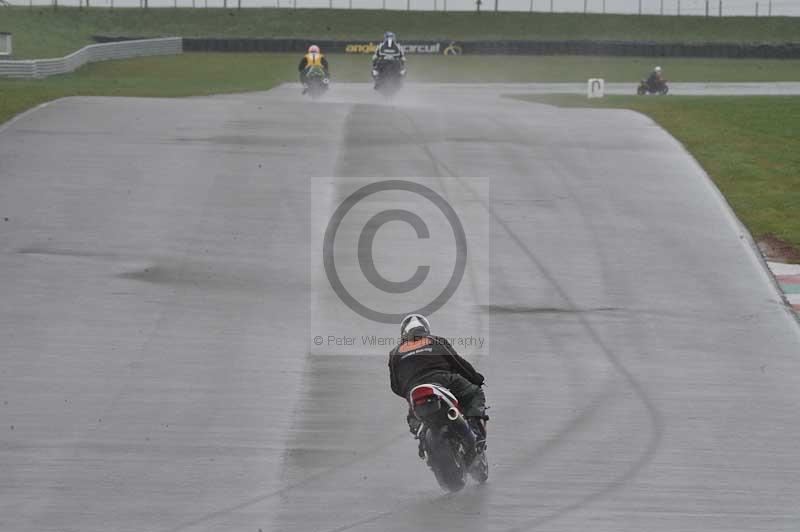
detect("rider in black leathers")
[646,65,664,92]
[372,31,406,89]
[388,314,488,448]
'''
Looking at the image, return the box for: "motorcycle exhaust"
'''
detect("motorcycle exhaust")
[447,407,460,421]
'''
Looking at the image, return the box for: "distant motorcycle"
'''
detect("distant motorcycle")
[637,79,669,95]
[409,384,488,492]
[304,66,330,99]
[372,58,405,98]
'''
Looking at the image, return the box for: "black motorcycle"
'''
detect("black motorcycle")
[372,58,405,98]
[637,78,669,95]
[409,384,488,492]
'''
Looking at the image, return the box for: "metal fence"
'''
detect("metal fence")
[0,0,795,14]
[0,37,182,77]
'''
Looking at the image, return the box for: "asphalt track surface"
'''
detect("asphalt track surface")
[2,84,800,532]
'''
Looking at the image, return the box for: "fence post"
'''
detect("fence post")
[755,1,758,15]
[704,0,708,15]
[768,0,771,15]
[638,0,641,14]
[494,0,498,11]
[549,0,553,12]
[718,0,721,16]
[659,0,663,14]
[583,0,586,13]
[434,0,436,10]
[603,0,606,13]
[677,0,680,15]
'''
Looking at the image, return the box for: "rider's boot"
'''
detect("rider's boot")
[467,417,489,482]
[468,416,487,453]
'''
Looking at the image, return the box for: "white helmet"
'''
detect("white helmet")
[400,314,430,341]
[654,66,662,72]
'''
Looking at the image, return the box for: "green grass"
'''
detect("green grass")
[2,6,800,59]
[513,93,800,254]
[5,52,800,124]
[0,53,293,124]
[401,55,800,82]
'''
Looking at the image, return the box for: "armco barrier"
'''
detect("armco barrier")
[0,37,182,79]
[178,37,800,59]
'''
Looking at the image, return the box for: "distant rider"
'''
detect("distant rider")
[646,65,664,91]
[298,45,330,94]
[388,314,488,455]
[372,31,406,89]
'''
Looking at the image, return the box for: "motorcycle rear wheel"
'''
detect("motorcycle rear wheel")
[425,430,468,492]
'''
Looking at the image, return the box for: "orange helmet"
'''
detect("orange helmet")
[308,45,320,54]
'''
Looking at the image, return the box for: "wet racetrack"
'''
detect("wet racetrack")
[1,84,800,532]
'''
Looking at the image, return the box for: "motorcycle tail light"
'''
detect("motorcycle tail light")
[411,386,436,405]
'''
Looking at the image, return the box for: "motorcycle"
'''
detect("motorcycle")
[409,384,488,492]
[637,79,669,95]
[372,58,405,98]
[304,66,330,99]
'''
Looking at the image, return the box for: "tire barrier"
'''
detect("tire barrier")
[174,37,800,59]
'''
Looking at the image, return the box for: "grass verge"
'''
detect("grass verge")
[4,52,800,124]
[2,6,800,59]
[513,93,800,260]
